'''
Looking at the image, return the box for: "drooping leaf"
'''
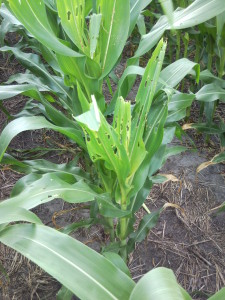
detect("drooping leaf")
[136,0,225,57]
[0,116,86,161]
[195,83,225,103]
[0,206,42,225]
[0,224,135,300]
[129,267,192,300]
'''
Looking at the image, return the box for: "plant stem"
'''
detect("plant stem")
[119,190,129,262]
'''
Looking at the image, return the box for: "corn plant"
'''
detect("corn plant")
[0,0,225,298]
[0,223,224,300]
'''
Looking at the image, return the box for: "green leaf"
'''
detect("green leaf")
[98,0,130,78]
[0,173,101,211]
[158,58,200,91]
[0,224,135,300]
[208,288,225,300]
[129,0,152,35]
[211,151,225,164]
[0,46,72,103]
[103,252,131,278]
[97,197,131,218]
[0,206,42,225]
[129,267,192,300]
[89,13,102,59]
[56,286,73,300]
[198,70,225,87]
[128,208,163,253]
[2,155,91,182]
[159,0,174,26]
[136,0,225,57]
[195,84,225,103]
[56,0,88,55]
[0,116,85,161]
[129,40,166,175]
[8,0,82,57]
[168,93,195,111]
[137,14,146,36]
[0,84,44,101]
[76,98,131,190]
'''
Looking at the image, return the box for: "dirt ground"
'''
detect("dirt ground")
[0,42,225,300]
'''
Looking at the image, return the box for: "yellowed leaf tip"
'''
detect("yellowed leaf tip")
[182,123,194,130]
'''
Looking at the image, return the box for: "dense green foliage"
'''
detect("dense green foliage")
[0,0,224,299]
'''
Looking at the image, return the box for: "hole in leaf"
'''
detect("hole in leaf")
[113,147,117,154]
[67,11,71,21]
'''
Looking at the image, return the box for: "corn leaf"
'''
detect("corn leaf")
[0,224,135,300]
[8,0,82,57]
[136,0,225,57]
[98,0,130,78]
[129,267,192,300]
[0,116,85,161]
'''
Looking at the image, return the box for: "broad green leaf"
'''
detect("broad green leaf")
[8,0,82,57]
[168,93,195,111]
[137,14,146,36]
[129,0,152,35]
[56,286,73,300]
[89,13,102,59]
[0,116,85,161]
[0,84,44,101]
[0,172,104,211]
[97,0,130,78]
[157,58,200,91]
[0,47,72,103]
[195,84,225,103]
[0,206,42,225]
[136,0,225,57]
[76,100,131,190]
[75,101,100,131]
[208,288,225,300]
[159,0,174,26]
[167,108,187,123]
[97,196,131,218]
[130,178,153,213]
[103,252,131,277]
[129,267,192,300]
[0,224,135,300]
[129,40,166,175]
[57,0,88,54]
[197,70,225,87]
[2,155,91,182]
